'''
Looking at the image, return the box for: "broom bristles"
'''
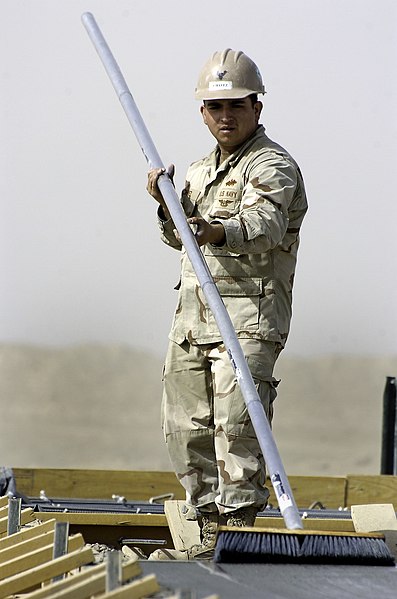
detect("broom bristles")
[214,528,396,565]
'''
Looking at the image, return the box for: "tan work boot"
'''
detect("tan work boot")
[148,512,219,561]
[221,506,259,527]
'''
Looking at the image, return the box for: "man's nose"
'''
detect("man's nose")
[220,107,233,120]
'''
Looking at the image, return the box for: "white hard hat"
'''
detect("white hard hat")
[195,49,265,100]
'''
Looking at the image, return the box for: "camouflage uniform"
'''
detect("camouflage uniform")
[158,124,307,516]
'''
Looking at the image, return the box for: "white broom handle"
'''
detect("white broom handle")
[81,12,302,530]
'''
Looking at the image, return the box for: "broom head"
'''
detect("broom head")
[214,526,396,565]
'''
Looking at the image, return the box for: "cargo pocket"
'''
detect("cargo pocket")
[246,354,280,426]
[226,352,280,438]
[258,376,279,425]
[208,277,262,331]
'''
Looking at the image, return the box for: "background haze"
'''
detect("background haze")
[1,1,396,478]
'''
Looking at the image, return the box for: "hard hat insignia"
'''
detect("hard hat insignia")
[217,70,228,80]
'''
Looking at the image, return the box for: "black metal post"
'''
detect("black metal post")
[381,376,397,474]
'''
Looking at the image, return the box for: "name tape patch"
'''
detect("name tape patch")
[208,81,233,91]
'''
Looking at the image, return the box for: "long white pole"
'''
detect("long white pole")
[81,12,302,530]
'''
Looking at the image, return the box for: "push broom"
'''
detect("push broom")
[81,13,395,565]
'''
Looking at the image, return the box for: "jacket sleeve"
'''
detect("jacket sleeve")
[211,154,301,255]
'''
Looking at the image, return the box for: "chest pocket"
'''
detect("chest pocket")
[181,187,203,216]
[209,186,242,219]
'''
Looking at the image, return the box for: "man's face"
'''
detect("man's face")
[200,97,262,154]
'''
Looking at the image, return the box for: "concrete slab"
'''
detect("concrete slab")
[141,561,397,599]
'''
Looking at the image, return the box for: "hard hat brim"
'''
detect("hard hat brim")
[195,87,264,100]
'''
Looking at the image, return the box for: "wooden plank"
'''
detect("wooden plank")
[0,507,35,535]
[13,468,184,500]
[0,546,94,598]
[0,498,8,509]
[0,533,84,581]
[346,475,397,506]
[0,529,56,563]
[35,513,173,557]
[267,476,347,509]
[13,468,355,508]
[165,500,200,551]
[23,564,107,599]
[256,516,355,532]
[36,512,167,527]
[96,574,159,599]
[0,519,56,550]
[23,559,141,599]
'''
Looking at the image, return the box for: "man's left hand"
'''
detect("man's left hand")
[174,217,225,247]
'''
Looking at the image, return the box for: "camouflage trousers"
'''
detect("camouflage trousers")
[161,338,281,515]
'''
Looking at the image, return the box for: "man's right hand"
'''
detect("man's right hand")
[147,165,175,221]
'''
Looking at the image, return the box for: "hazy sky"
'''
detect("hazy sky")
[1,0,396,358]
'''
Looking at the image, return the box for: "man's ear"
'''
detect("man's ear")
[254,101,263,122]
[200,104,208,125]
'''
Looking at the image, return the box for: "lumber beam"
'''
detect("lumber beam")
[23,558,141,599]
[36,512,172,555]
[35,512,167,527]
[0,533,84,580]
[0,546,94,598]
[0,519,56,550]
[0,507,35,535]
[0,528,56,563]
[346,475,397,507]
[11,469,397,510]
[165,500,200,551]
[267,475,347,510]
[12,468,184,501]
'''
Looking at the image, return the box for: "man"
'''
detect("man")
[147,49,307,559]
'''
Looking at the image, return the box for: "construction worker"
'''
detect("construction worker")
[147,49,308,559]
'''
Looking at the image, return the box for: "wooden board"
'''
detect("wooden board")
[0,533,84,580]
[35,512,167,527]
[12,469,348,508]
[346,475,397,507]
[267,475,347,510]
[164,500,200,551]
[36,512,172,556]
[24,559,141,599]
[12,468,185,501]
[0,529,56,563]
[0,519,56,550]
[11,468,397,510]
[257,517,355,532]
[0,546,94,598]
[0,507,35,535]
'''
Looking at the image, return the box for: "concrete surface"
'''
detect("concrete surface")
[141,561,397,599]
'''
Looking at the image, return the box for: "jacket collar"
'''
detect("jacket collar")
[207,125,267,174]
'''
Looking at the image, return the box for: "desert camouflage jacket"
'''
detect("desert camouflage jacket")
[158,125,308,346]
